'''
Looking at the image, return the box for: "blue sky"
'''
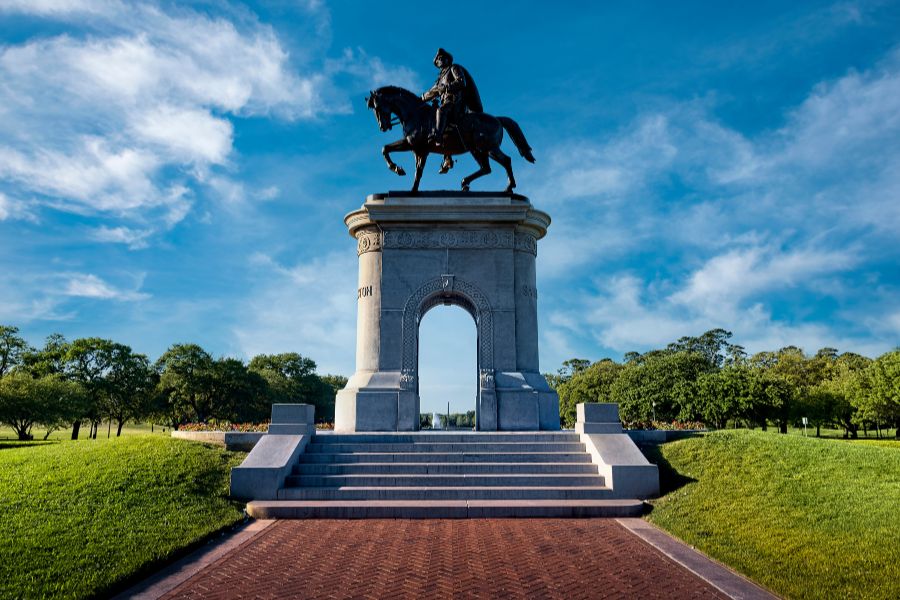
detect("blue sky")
[1,1,899,414]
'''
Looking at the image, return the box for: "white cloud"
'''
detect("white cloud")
[233,252,357,374]
[0,1,409,247]
[62,273,149,301]
[89,225,152,249]
[671,245,858,320]
[0,0,119,16]
[132,105,233,165]
[0,192,35,222]
[531,46,900,363]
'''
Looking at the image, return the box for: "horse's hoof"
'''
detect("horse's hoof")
[396,167,406,176]
[461,183,470,193]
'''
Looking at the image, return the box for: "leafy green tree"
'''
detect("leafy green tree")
[63,338,121,439]
[610,351,709,424]
[695,364,756,429]
[853,350,900,438]
[810,352,871,437]
[0,373,86,440]
[155,344,215,425]
[667,328,745,369]
[556,359,624,428]
[208,358,268,423]
[0,325,30,377]
[21,333,69,377]
[544,358,590,390]
[748,346,823,433]
[102,348,157,436]
[249,353,332,422]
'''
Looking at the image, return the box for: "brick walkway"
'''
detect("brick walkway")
[159,519,730,599]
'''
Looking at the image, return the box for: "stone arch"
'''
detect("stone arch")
[400,275,493,392]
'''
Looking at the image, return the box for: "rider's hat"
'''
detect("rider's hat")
[434,48,453,66]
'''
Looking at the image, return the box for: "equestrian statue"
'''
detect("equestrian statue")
[366,48,535,193]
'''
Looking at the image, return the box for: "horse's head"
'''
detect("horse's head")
[366,89,393,132]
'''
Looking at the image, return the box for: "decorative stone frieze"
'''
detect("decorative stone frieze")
[384,229,515,250]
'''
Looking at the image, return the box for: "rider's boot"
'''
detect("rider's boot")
[439,155,454,174]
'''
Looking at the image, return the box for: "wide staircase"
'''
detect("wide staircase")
[246,431,645,518]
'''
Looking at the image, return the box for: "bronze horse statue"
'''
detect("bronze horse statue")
[366,86,535,193]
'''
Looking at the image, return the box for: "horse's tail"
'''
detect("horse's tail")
[498,116,535,163]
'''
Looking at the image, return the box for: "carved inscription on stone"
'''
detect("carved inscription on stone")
[384,229,514,250]
[358,285,373,299]
[520,284,538,299]
[399,369,416,391]
[479,369,495,390]
[356,230,382,255]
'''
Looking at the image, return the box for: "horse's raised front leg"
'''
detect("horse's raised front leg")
[382,139,410,176]
[461,150,491,192]
[489,148,516,193]
[412,152,428,192]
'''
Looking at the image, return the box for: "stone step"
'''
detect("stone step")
[246,499,645,519]
[305,442,586,454]
[287,473,604,488]
[311,433,581,444]
[278,486,614,501]
[298,452,593,464]
[293,462,599,475]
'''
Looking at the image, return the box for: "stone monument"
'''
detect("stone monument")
[334,192,560,432]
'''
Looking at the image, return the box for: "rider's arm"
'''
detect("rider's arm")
[421,76,443,101]
[446,65,466,91]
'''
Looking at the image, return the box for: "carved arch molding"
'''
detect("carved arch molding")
[400,275,494,391]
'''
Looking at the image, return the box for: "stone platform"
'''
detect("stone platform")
[230,403,660,517]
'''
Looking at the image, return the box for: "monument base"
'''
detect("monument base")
[335,192,560,432]
[334,370,561,432]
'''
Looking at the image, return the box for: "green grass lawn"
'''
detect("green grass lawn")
[0,421,171,441]
[0,436,246,599]
[644,430,900,600]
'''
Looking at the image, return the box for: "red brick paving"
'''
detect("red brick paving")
[160,519,729,599]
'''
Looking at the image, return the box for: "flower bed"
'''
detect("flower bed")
[179,422,270,433]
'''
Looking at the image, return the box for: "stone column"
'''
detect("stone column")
[354,228,382,372]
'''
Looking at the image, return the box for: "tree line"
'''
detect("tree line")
[0,325,346,441]
[547,328,900,438]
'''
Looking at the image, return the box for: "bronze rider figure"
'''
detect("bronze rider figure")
[421,48,483,174]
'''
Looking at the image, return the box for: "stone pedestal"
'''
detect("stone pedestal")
[335,192,560,432]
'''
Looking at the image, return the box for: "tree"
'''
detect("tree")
[63,338,120,439]
[0,325,30,377]
[155,344,215,425]
[316,374,347,422]
[545,358,590,390]
[249,353,330,422]
[610,351,709,424]
[0,373,86,440]
[853,350,900,438]
[208,358,268,423]
[695,364,756,429]
[811,352,871,437]
[102,348,157,436]
[22,333,69,377]
[667,328,745,370]
[556,359,624,428]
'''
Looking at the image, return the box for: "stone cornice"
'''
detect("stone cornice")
[344,193,551,241]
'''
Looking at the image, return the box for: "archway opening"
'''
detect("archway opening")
[418,304,477,430]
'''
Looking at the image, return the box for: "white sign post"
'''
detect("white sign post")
[802,416,808,437]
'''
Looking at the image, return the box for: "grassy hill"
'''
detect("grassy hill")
[645,430,900,600]
[0,436,245,598]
